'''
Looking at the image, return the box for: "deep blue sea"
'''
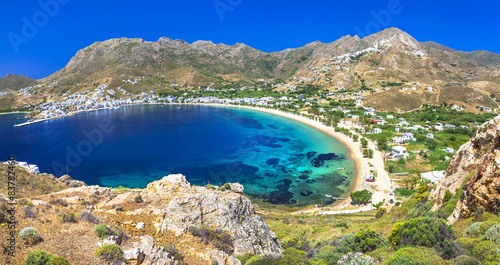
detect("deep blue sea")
[0,105,355,206]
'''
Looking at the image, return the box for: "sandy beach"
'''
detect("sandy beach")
[200,104,394,214]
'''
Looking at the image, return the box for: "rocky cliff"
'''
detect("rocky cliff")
[138,174,282,256]
[430,115,500,223]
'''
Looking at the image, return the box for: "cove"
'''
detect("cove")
[0,104,356,207]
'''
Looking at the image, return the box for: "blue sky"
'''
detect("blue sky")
[1,0,499,79]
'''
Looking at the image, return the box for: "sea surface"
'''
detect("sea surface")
[0,105,355,206]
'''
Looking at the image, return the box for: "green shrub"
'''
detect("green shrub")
[484,254,500,265]
[313,245,342,264]
[350,189,372,204]
[354,228,386,253]
[206,184,216,190]
[220,183,231,191]
[389,217,459,259]
[25,250,70,265]
[274,254,308,265]
[337,234,356,253]
[93,224,118,239]
[472,240,498,261]
[237,252,256,264]
[443,189,452,203]
[453,255,481,265]
[456,237,483,256]
[134,195,143,203]
[336,222,349,229]
[375,207,385,219]
[25,250,52,265]
[19,227,42,243]
[59,212,77,223]
[485,224,500,244]
[479,221,499,235]
[282,247,306,257]
[163,244,183,260]
[386,247,447,265]
[465,222,483,237]
[95,244,125,263]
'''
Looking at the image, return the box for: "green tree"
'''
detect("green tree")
[360,138,368,148]
[350,189,372,204]
[353,134,359,142]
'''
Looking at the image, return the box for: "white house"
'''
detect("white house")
[373,128,382,134]
[392,146,409,158]
[442,147,454,153]
[421,170,446,184]
[427,133,434,139]
[386,115,394,119]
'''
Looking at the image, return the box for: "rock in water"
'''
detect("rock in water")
[140,174,282,255]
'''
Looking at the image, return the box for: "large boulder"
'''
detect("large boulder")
[429,115,500,223]
[140,174,282,255]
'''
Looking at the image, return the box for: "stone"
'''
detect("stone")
[430,115,500,223]
[136,222,145,229]
[58,174,87,187]
[140,174,282,255]
[133,236,173,265]
[97,235,120,247]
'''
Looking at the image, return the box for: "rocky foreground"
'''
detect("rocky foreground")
[46,174,282,264]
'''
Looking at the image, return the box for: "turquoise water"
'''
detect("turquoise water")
[0,105,355,206]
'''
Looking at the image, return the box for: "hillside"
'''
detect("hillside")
[3,28,500,113]
[0,74,37,92]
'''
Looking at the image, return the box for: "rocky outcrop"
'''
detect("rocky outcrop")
[58,174,87,187]
[140,174,282,256]
[125,236,175,265]
[430,115,500,223]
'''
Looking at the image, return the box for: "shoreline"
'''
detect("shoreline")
[12,103,392,213]
[188,103,393,213]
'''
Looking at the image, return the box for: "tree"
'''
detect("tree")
[360,138,368,148]
[353,135,359,142]
[368,149,374,158]
[449,135,456,141]
[363,149,369,157]
[350,189,372,204]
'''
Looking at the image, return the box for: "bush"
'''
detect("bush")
[389,217,460,259]
[480,221,499,235]
[21,205,39,219]
[25,250,70,265]
[386,247,447,265]
[354,228,386,253]
[95,244,125,263]
[237,252,256,264]
[220,183,231,191]
[375,207,385,219]
[282,247,306,257]
[453,255,481,265]
[456,237,483,256]
[79,210,100,224]
[188,225,234,254]
[48,198,68,207]
[134,195,143,203]
[93,224,118,239]
[465,222,482,237]
[163,244,183,260]
[472,240,498,261]
[336,222,349,229]
[337,234,356,254]
[313,245,343,264]
[59,212,77,223]
[485,224,500,244]
[484,254,500,265]
[19,227,42,244]
[443,189,452,203]
[350,189,372,204]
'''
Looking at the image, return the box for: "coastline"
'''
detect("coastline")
[190,103,393,213]
[13,102,392,213]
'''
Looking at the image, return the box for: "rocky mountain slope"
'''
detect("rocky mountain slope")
[0,74,37,92]
[430,114,500,223]
[4,28,500,112]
